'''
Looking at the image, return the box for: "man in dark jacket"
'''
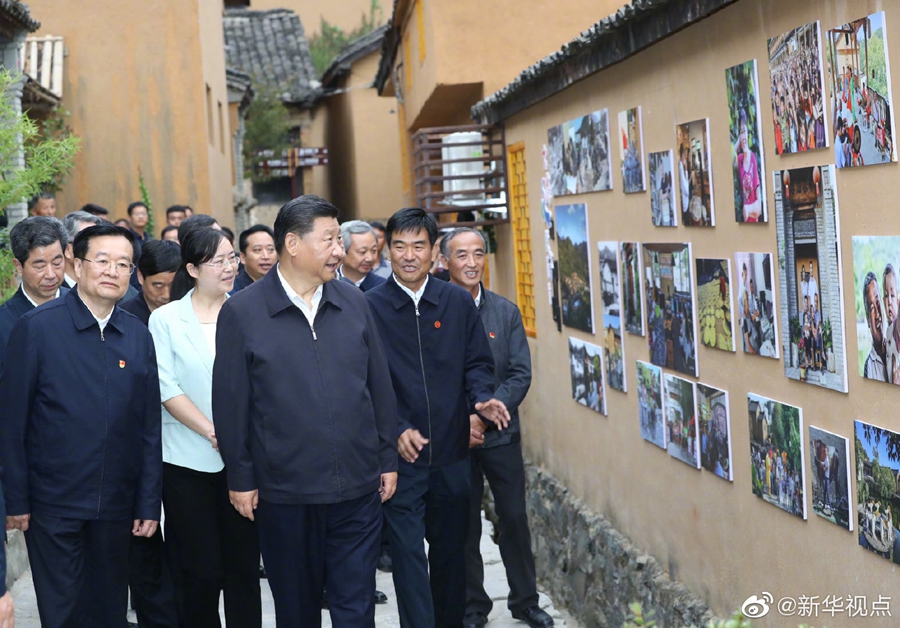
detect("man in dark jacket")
[231,224,276,293]
[120,239,181,327]
[213,195,398,626]
[441,228,553,628]
[365,208,510,628]
[337,220,387,292]
[0,224,162,628]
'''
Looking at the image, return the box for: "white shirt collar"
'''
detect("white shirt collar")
[277,263,323,327]
[22,285,60,308]
[64,273,76,288]
[76,291,113,332]
[337,265,365,288]
[393,273,428,306]
[474,285,483,307]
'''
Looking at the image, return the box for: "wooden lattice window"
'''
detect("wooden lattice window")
[507,141,536,337]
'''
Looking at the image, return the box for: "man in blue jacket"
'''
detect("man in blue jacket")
[0,224,162,628]
[365,208,510,628]
[337,220,387,292]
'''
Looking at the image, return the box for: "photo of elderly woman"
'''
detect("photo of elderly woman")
[726,60,767,222]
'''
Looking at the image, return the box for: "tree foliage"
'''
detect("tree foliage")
[242,83,292,183]
[309,0,382,76]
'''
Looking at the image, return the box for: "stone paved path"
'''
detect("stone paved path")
[12,515,576,627]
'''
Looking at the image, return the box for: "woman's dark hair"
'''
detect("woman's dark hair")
[385,207,437,246]
[177,214,218,244]
[170,227,227,301]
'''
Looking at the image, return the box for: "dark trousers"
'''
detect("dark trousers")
[465,441,539,616]
[385,457,471,628]
[257,490,382,626]
[25,512,132,628]
[128,525,178,628]
[162,463,261,628]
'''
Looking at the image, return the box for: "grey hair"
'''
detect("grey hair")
[9,216,69,265]
[339,220,377,252]
[440,228,488,258]
[62,211,103,240]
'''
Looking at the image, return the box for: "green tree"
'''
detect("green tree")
[873,460,896,502]
[242,83,292,183]
[309,1,383,76]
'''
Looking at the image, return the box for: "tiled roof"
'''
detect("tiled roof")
[0,0,39,33]
[223,7,320,108]
[321,23,389,88]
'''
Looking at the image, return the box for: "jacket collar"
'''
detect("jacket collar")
[476,282,489,311]
[177,289,215,375]
[263,263,346,318]
[64,286,127,333]
[7,286,35,317]
[386,274,442,309]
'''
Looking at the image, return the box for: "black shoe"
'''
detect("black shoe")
[463,611,488,628]
[377,551,393,573]
[375,589,388,604]
[512,605,555,628]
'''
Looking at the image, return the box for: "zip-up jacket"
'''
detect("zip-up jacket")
[0,288,162,521]
[212,269,399,505]
[366,276,496,467]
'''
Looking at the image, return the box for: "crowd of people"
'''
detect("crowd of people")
[769,31,827,155]
[0,193,556,628]
[798,261,825,372]
[751,443,804,517]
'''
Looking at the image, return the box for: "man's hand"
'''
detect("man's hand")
[229,489,259,521]
[6,514,29,532]
[0,591,14,628]
[474,398,510,430]
[132,519,159,538]
[469,414,486,448]
[398,429,429,464]
[380,472,398,503]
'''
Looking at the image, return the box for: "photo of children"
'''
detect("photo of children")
[556,203,594,334]
[734,252,779,359]
[854,421,900,563]
[648,150,676,227]
[618,107,645,193]
[851,236,900,384]
[827,12,896,168]
[598,241,626,392]
[698,384,732,481]
[695,258,735,352]
[664,373,699,468]
[637,360,665,449]
[809,426,852,531]
[748,393,806,520]
[620,242,645,336]
[547,110,612,197]
[643,243,698,377]
[767,21,829,155]
[568,337,607,415]
[676,119,715,226]
[726,60,767,222]
[774,164,847,392]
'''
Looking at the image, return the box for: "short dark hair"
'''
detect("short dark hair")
[273,195,339,255]
[80,203,110,217]
[239,224,275,253]
[9,216,68,265]
[369,220,385,232]
[127,201,148,216]
[166,205,188,217]
[385,207,437,246]
[160,225,178,239]
[177,214,218,245]
[138,239,182,277]
[170,228,228,301]
[864,271,880,315]
[73,224,137,262]
[29,191,55,210]
[220,226,235,245]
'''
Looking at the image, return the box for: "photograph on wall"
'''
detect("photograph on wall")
[734,252,779,359]
[854,421,900,563]
[620,242,645,336]
[598,241,626,392]
[618,106,646,193]
[809,426,852,531]
[568,337,607,415]
[774,165,847,392]
[767,21,829,155]
[676,119,715,226]
[648,150,677,227]
[748,393,806,520]
[643,243,698,377]
[696,258,735,352]
[726,60,767,222]
[826,12,897,167]
[698,383,732,481]
[556,203,594,334]
[637,360,665,449]
[664,373,699,468]
[547,109,612,197]
[850,236,900,384]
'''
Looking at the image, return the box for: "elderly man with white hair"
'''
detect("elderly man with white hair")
[337,220,387,292]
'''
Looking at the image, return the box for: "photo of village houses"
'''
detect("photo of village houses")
[748,393,806,519]
[556,203,594,333]
[855,421,900,563]
[637,360,665,449]
[568,337,607,415]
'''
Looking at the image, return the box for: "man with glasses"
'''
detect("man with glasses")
[0,224,163,627]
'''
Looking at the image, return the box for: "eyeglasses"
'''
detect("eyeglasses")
[202,256,240,269]
[81,258,135,275]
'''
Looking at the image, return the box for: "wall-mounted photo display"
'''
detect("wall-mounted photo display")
[618,106,646,193]
[726,60,767,222]
[547,109,612,197]
[555,203,594,334]
[648,150,677,227]
[664,373,699,468]
[697,383,732,481]
[636,360,665,449]
[854,421,900,563]
[676,119,715,226]
[568,337,607,415]
[850,236,900,383]
[643,243,698,377]
[774,165,847,392]
[695,258,735,352]
[598,241,626,392]
[808,426,852,531]
[767,21,829,155]
[826,12,897,168]
[734,252,780,359]
[748,393,806,520]
[620,242,645,336]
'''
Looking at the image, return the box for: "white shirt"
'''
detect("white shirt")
[474,285,483,308]
[200,322,217,358]
[393,273,428,307]
[22,286,60,308]
[337,265,365,287]
[277,264,323,328]
[64,273,76,289]
[77,292,112,332]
